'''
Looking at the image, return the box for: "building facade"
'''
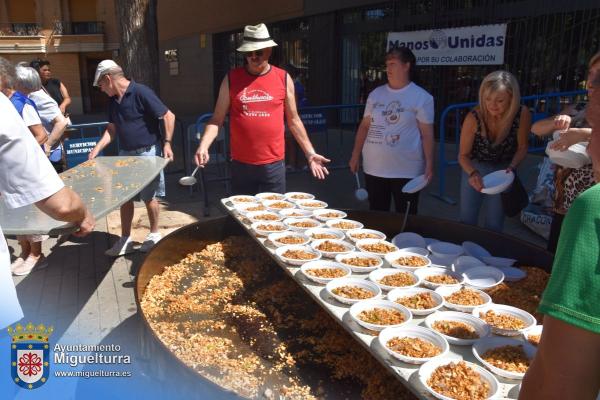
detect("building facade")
[0,0,120,114]
[157,0,600,120]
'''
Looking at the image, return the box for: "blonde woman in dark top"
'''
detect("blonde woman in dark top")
[458,70,531,232]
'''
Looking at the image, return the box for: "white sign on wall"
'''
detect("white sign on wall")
[387,24,507,66]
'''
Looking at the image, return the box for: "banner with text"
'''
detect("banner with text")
[64,137,100,169]
[387,24,506,66]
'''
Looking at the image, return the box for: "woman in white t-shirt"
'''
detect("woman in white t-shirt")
[349,47,434,214]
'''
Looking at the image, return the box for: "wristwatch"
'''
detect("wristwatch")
[164,139,172,144]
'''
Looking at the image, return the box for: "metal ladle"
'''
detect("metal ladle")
[179,166,200,186]
[354,173,368,201]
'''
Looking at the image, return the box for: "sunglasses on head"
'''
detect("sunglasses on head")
[244,49,264,57]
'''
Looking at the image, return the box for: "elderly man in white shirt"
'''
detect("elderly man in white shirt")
[0,89,94,328]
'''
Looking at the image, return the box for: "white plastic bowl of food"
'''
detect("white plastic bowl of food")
[425,311,490,345]
[385,251,431,270]
[278,208,313,218]
[296,199,328,210]
[473,304,536,336]
[283,217,322,232]
[379,325,449,364]
[310,239,355,258]
[267,232,310,248]
[387,287,444,316]
[233,202,266,216]
[415,267,464,289]
[228,195,258,205]
[462,266,505,289]
[345,228,386,243]
[263,199,296,212]
[284,191,315,202]
[325,218,364,232]
[335,251,383,273]
[396,246,429,256]
[245,210,284,223]
[255,192,285,201]
[251,221,288,236]
[472,336,537,380]
[427,241,464,260]
[300,261,351,285]
[369,268,420,291]
[312,209,348,222]
[349,299,412,331]
[304,227,346,241]
[435,286,491,313]
[275,244,321,266]
[355,239,399,257]
[419,357,500,400]
[325,277,381,305]
[522,324,543,346]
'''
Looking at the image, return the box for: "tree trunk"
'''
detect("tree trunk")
[114,0,159,94]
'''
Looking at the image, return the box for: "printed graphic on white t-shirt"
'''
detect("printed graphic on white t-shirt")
[240,88,274,117]
[362,82,434,179]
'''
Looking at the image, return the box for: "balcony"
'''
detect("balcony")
[0,23,44,52]
[54,21,105,35]
[49,22,105,53]
[0,23,42,36]
[0,21,106,53]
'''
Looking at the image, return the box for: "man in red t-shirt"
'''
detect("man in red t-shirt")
[194,23,329,194]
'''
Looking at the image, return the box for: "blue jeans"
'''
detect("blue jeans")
[459,160,507,232]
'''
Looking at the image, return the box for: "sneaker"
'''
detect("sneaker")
[105,236,135,257]
[10,257,25,273]
[13,255,48,276]
[139,233,162,253]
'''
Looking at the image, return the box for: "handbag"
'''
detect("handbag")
[501,173,529,217]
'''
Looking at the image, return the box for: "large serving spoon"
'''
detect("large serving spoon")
[179,166,200,186]
[354,173,368,201]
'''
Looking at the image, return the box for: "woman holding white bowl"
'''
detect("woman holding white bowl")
[458,70,531,232]
[349,46,434,215]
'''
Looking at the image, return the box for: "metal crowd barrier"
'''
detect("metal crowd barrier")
[68,119,186,173]
[432,90,587,204]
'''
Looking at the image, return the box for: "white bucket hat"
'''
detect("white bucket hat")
[236,23,278,52]
[93,59,120,86]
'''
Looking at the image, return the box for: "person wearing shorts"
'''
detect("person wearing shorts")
[88,60,175,256]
